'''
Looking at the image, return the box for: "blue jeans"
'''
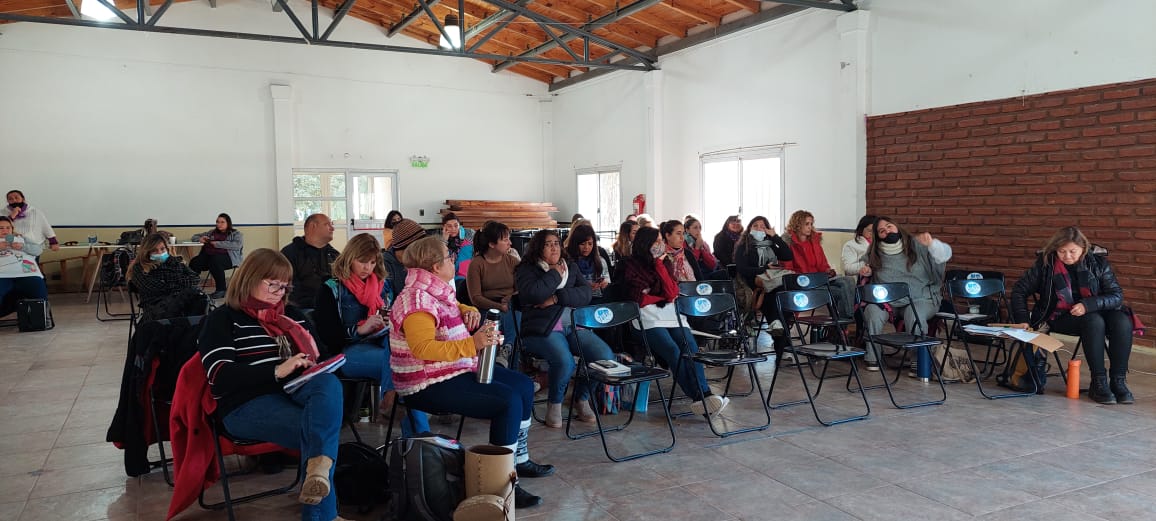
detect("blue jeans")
[522,327,614,404]
[0,276,48,302]
[340,343,430,436]
[222,374,342,521]
[637,326,709,401]
[404,366,532,446]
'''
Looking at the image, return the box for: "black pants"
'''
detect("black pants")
[1049,309,1133,377]
[190,252,232,291]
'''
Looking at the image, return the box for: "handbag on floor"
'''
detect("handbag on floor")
[17,298,54,332]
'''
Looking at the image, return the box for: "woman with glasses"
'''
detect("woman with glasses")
[516,229,613,428]
[197,248,345,521]
[313,233,430,435]
[390,236,551,509]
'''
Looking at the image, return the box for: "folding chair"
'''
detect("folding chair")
[945,279,1039,399]
[96,250,134,322]
[767,290,870,426]
[338,376,377,444]
[856,284,947,409]
[567,302,675,461]
[384,396,464,443]
[672,294,770,437]
[142,315,205,487]
[782,273,854,344]
[199,419,302,521]
[677,280,753,391]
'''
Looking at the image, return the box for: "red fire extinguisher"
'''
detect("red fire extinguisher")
[632,194,646,216]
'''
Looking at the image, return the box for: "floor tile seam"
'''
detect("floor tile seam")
[589,482,699,507]
[816,498,871,521]
[20,484,141,516]
[890,477,1034,517]
[1034,467,1156,501]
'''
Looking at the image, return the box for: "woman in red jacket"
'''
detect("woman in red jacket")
[782,210,854,319]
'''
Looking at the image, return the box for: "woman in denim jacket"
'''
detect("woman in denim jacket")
[313,233,429,435]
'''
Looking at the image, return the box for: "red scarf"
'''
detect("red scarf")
[341,273,386,326]
[654,257,679,303]
[1052,258,1092,316]
[240,297,320,359]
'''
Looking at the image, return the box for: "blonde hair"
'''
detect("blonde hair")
[402,236,448,271]
[1042,226,1091,263]
[332,233,387,281]
[226,248,293,309]
[787,210,815,237]
[131,233,170,279]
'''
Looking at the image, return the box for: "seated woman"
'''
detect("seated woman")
[684,216,721,278]
[782,210,855,319]
[313,233,430,435]
[380,210,404,250]
[660,219,704,282]
[859,216,952,371]
[190,213,244,299]
[438,212,474,282]
[128,233,203,322]
[712,215,743,268]
[197,248,345,521]
[390,236,552,508]
[564,224,611,303]
[6,190,60,254]
[611,220,638,266]
[1011,226,1133,404]
[0,216,48,307]
[734,216,794,342]
[516,229,613,428]
[621,226,729,426]
[465,220,521,356]
[841,215,875,276]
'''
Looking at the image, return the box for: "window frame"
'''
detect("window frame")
[699,146,786,233]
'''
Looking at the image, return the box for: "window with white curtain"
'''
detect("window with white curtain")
[701,147,784,235]
[575,167,621,233]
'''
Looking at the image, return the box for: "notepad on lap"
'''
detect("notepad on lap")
[283,354,346,393]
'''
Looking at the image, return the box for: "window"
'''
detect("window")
[701,148,784,235]
[293,169,398,250]
[575,167,621,233]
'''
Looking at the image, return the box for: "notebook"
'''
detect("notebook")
[283,354,346,393]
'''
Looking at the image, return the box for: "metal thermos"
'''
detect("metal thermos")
[476,309,502,384]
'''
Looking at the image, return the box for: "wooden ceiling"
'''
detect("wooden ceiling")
[0,0,852,85]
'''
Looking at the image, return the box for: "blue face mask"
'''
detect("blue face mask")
[750,230,767,241]
[150,252,170,263]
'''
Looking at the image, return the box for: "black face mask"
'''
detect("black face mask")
[9,203,26,210]
[881,232,902,244]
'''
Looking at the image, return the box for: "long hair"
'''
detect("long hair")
[717,215,741,236]
[332,233,387,281]
[519,229,561,268]
[630,226,661,265]
[384,210,403,229]
[475,221,511,257]
[612,221,636,258]
[1042,226,1090,264]
[132,233,171,277]
[854,215,876,240]
[866,216,917,270]
[225,248,293,310]
[217,213,236,233]
[786,210,814,238]
[735,216,771,251]
[564,224,602,273]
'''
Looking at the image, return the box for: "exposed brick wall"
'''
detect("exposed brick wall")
[866,78,1156,346]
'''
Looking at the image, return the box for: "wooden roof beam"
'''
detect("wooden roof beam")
[720,0,760,13]
[657,0,718,25]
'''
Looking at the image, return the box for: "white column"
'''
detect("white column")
[270,83,295,246]
[643,70,664,219]
[836,9,871,221]
[539,99,554,205]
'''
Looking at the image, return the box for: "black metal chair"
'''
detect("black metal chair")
[856,283,947,409]
[384,396,464,443]
[782,272,854,343]
[199,419,302,521]
[338,376,376,444]
[96,251,134,322]
[567,302,675,461]
[672,294,770,437]
[144,315,205,487]
[945,278,1039,399]
[767,290,870,426]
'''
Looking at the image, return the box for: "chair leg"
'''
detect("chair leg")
[968,341,1037,399]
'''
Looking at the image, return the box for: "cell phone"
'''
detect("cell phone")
[378,307,390,318]
[593,360,617,369]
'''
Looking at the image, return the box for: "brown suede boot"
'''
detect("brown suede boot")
[300,455,333,505]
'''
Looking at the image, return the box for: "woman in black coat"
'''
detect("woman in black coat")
[1011,226,1133,404]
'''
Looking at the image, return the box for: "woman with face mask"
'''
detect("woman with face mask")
[1011,226,1133,404]
[859,216,952,371]
[621,226,729,429]
[733,216,794,347]
[128,233,202,321]
[5,190,59,253]
[842,215,876,276]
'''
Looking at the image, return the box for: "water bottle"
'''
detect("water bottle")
[476,309,502,384]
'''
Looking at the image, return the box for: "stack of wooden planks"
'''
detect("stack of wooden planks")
[441,200,558,230]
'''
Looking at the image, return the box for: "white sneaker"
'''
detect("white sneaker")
[770,320,786,336]
[703,394,730,416]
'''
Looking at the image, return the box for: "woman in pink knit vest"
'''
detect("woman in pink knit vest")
[389,236,553,509]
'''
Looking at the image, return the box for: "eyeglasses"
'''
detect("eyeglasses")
[264,280,293,294]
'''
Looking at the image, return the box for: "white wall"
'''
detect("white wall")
[0,0,548,227]
[866,0,1156,115]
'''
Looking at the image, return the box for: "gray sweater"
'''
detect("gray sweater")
[874,239,951,306]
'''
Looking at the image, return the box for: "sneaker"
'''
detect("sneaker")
[865,360,880,372]
[907,360,919,378]
[769,319,786,337]
[514,485,543,508]
[703,394,730,416]
[515,460,555,478]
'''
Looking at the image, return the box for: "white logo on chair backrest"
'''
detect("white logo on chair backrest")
[964,281,982,296]
[695,283,712,295]
[693,297,712,314]
[796,275,811,288]
[593,307,614,324]
[872,286,889,301]
[967,272,983,280]
[793,293,810,308]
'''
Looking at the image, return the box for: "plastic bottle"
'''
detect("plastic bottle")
[1066,359,1082,399]
[476,309,502,384]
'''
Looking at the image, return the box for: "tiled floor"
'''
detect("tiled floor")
[4,294,1156,520]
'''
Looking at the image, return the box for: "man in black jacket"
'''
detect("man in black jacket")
[281,213,339,309]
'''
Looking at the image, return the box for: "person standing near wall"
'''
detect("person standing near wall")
[281,213,339,310]
[6,190,59,253]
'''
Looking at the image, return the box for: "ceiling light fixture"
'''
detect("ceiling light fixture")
[438,13,461,50]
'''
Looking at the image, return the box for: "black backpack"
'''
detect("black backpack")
[17,298,54,332]
[387,436,465,521]
[334,441,389,513]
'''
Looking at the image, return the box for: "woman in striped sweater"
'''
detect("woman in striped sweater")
[390,236,551,509]
[198,248,346,521]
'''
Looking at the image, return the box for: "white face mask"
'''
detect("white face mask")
[650,243,665,258]
[750,230,767,241]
